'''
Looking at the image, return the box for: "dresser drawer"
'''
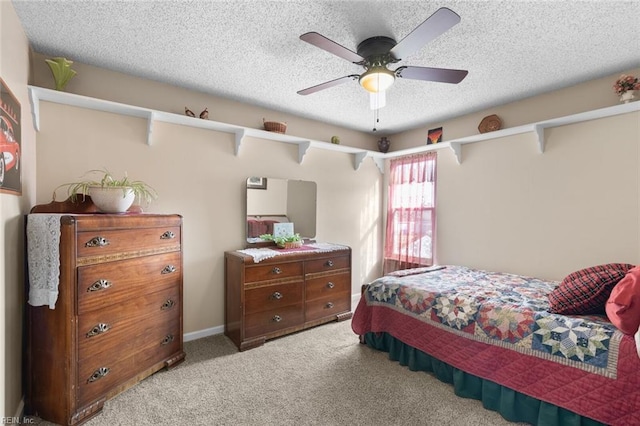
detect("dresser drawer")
[244,304,304,338]
[245,281,303,315]
[305,255,350,274]
[78,351,135,407]
[78,286,180,362]
[305,272,350,301]
[77,252,181,314]
[305,294,350,323]
[78,316,180,406]
[76,226,181,261]
[244,261,303,284]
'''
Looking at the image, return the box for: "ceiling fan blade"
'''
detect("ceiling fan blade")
[300,32,364,63]
[396,66,468,84]
[390,7,461,60]
[297,75,359,95]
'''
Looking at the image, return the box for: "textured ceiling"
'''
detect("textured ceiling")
[11,0,640,134]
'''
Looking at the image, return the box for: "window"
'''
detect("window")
[384,152,436,274]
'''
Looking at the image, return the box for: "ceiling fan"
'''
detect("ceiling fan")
[297,7,468,109]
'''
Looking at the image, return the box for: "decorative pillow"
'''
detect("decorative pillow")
[548,263,635,314]
[606,266,640,335]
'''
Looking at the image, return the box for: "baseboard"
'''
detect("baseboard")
[183,325,224,342]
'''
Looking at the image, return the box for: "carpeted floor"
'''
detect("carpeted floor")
[33,320,521,425]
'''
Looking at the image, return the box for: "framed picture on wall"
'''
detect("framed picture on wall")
[0,78,21,195]
[427,127,443,145]
[247,176,267,190]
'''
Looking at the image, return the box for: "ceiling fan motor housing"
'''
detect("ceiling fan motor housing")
[356,36,398,67]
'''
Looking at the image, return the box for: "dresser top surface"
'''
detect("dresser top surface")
[226,243,351,265]
[28,213,182,229]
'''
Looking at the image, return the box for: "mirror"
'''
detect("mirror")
[246,177,317,243]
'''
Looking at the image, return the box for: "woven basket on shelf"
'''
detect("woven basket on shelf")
[278,240,303,249]
[263,118,287,134]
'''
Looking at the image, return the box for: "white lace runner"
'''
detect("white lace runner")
[238,242,349,263]
[27,214,64,309]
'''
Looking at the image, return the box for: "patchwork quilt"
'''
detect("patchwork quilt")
[352,265,640,425]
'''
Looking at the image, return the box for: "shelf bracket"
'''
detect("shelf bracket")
[449,142,462,164]
[354,152,368,170]
[533,124,545,153]
[146,111,155,145]
[372,157,384,174]
[234,129,246,156]
[28,87,41,131]
[298,141,311,164]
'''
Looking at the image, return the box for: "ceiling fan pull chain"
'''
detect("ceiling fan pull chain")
[373,108,380,132]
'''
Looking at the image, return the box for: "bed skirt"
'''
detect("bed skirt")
[363,332,604,426]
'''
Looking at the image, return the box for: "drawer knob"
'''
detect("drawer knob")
[326,302,334,309]
[161,299,175,310]
[271,291,283,300]
[272,315,282,322]
[272,267,282,274]
[327,282,335,289]
[161,265,177,274]
[161,334,175,345]
[325,260,334,267]
[161,231,175,239]
[85,236,110,247]
[87,367,110,383]
[86,323,111,338]
[87,279,112,292]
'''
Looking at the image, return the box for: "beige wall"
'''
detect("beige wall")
[30,52,377,152]
[389,67,640,152]
[435,111,640,280]
[1,0,37,418]
[33,103,384,335]
[384,67,640,280]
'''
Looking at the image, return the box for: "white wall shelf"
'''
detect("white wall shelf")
[27,86,385,172]
[379,101,640,165]
[28,85,639,171]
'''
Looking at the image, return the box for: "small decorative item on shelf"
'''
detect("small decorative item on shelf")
[377,137,390,153]
[199,108,209,119]
[185,107,196,117]
[478,114,502,133]
[263,118,287,134]
[259,233,303,249]
[330,135,340,144]
[613,74,639,103]
[53,169,158,213]
[45,57,77,91]
[427,127,443,145]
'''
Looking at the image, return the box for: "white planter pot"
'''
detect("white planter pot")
[88,186,135,213]
[620,90,635,103]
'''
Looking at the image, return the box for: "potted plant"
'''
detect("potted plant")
[55,169,158,213]
[613,74,640,103]
[259,233,303,249]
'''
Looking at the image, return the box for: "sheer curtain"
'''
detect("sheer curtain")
[383,152,437,274]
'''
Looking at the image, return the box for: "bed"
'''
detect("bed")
[352,265,640,426]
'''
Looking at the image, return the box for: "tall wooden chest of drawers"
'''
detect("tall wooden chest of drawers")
[224,245,352,351]
[25,214,185,425]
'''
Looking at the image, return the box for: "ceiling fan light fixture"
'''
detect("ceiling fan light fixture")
[359,67,395,93]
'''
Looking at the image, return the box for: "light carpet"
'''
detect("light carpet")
[33,320,521,425]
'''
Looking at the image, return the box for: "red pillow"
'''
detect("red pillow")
[548,263,635,314]
[606,266,640,334]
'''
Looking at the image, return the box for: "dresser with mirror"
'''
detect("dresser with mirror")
[224,177,352,351]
